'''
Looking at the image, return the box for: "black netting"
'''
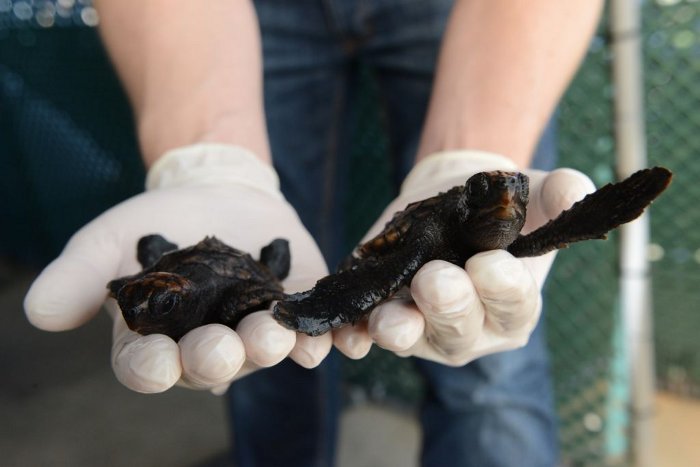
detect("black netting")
[0,26,144,265]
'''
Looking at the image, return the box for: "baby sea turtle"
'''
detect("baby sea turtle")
[273,167,672,336]
[108,235,290,341]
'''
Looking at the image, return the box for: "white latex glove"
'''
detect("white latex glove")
[25,144,333,394]
[333,150,595,365]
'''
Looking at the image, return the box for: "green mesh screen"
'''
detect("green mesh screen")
[643,0,700,399]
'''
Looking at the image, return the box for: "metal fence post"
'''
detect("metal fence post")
[610,0,657,465]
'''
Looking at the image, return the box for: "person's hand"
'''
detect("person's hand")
[24,144,332,393]
[333,150,595,365]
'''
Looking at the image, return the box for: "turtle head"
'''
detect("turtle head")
[458,171,529,250]
[108,272,198,339]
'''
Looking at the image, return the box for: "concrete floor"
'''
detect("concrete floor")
[4,269,698,467]
[2,269,419,467]
[654,392,700,467]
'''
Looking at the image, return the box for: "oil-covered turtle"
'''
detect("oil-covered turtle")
[274,167,672,336]
[108,235,290,341]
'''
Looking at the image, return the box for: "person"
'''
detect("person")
[24,1,603,465]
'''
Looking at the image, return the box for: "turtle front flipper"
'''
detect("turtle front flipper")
[274,246,434,336]
[259,238,291,280]
[107,274,136,298]
[508,167,672,257]
[218,283,287,328]
[137,234,179,268]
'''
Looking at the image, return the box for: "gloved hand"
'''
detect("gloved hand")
[24,144,333,394]
[333,150,595,365]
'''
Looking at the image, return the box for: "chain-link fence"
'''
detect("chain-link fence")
[549,1,699,464]
[544,8,628,463]
[643,0,700,400]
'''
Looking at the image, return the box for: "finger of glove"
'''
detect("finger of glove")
[407,260,485,356]
[395,289,533,366]
[233,361,262,381]
[236,310,296,367]
[110,304,182,393]
[209,383,231,396]
[289,332,333,369]
[524,168,596,233]
[466,250,540,338]
[175,379,232,395]
[24,235,121,331]
[368,299,425,352]
[178,324,246,389]
[333,322,373,360]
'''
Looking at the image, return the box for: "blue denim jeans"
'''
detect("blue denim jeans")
[227,1,558,466]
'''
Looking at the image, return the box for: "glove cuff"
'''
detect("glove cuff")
[401,150,518,196]
[146,143,282,199]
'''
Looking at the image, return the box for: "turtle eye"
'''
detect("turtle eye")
[149,293,180,316]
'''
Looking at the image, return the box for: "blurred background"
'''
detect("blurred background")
[1,0,699,466]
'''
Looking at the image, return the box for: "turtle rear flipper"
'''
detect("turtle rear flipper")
[137,234,179,268]
[259,238,291,280]
[508,167,672,257]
